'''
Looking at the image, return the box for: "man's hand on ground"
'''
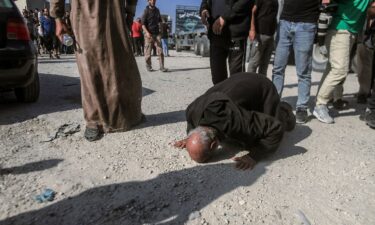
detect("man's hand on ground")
[172,138,187,149]
[233,154,256,170]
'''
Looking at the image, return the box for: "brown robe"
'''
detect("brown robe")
[50,0,142,132]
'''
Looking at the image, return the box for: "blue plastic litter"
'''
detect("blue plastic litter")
[34,188,56,203]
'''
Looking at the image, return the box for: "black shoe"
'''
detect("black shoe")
[365,109,375,129]
[84,127,102,142]
[332,99,349,110]
[160,67,168,72]
[357,94,368,104]
[295,108,308,124]
[146,67,154,72]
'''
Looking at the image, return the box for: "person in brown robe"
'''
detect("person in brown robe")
[50,0,143,141]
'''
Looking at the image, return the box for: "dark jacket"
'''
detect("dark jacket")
[141,6,162,35]
[200,0,253,40]
[186,73,284,161]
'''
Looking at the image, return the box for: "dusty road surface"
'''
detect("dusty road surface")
[0,51,374,225]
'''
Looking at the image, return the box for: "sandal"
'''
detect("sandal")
[84,127,102,142]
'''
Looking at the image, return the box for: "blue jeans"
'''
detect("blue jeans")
[161,38,169,56]
[272,20,316,109]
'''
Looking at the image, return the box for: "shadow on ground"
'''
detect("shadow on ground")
[282,93,367,122]
[208,124,311,163]
[0,73,155,125]
[167,67,210,72]
[1,141,305,225]
[0,126,309,225]
[134,110,186,130]
[0,159,63,175]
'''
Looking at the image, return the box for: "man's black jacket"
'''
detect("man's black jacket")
[186,73,284,161]
[200,0,253,40]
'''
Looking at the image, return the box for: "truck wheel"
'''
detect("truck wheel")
[176,39,182,52]
[194,37,201,55]
[312,44,328,72]
[200,35,210,57]
[15,72,40,103]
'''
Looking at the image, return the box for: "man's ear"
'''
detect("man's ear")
[210,139,218,150]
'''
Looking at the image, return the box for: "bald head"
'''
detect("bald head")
[186,126,218,163]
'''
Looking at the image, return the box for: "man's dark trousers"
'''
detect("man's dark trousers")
[210,35,247,84]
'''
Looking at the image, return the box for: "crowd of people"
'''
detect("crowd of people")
[21,7,74,59]
[201,0,375,129]
[26,0,373,167]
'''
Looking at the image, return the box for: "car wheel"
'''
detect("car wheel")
[312,44,328,72]
[15,72,40,103]
[200,35,210,57]
[176,39,182,52]
[194,37,201,55]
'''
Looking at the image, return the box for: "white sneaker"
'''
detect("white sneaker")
[313,105,334,124]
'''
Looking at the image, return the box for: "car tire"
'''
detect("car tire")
[312,44,328,72]
[15,72,40,103]
[200,35,210,57]
[194,37,201,55]
[176,38,182,52]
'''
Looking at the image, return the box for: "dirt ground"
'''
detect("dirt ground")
[0,51,374,225]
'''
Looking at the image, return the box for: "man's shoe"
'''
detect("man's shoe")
[84,127,102,142]
[295,108,308,124]
[364,109,375,129]
[357,94,368,104]
[332,99,349,110]
[146,67,154,72]
[313,105,334,124]
[160,67,168,72]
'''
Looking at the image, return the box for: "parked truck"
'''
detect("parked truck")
[175,5,210,57]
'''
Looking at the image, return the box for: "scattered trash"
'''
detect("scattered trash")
[296,210,312,225]
[34,188,56,203]
[41,123,81,142]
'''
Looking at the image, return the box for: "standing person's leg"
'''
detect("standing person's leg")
[314,30,355,123]
[155,35,167,71]
[272,20,293,97]
[293,22,316,110]
[162,38,169,56]
[144,35,153,71]
[53,35,60,59]
[247,37,261,73]
[166,38,169,56]
[140,35,145,56]
[133,37,138,56]
[210,36,229,84]
[364,51,375,128]
[71,0,143,140]
[135,38,142,56]
[356,43,374,103]
[45,35,53,58]
[228,38,246,75]
[258,34,274,75]
[316,30,354,105]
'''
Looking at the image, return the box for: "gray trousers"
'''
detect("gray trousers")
[356,43,374,96]
[247,34,274,75]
